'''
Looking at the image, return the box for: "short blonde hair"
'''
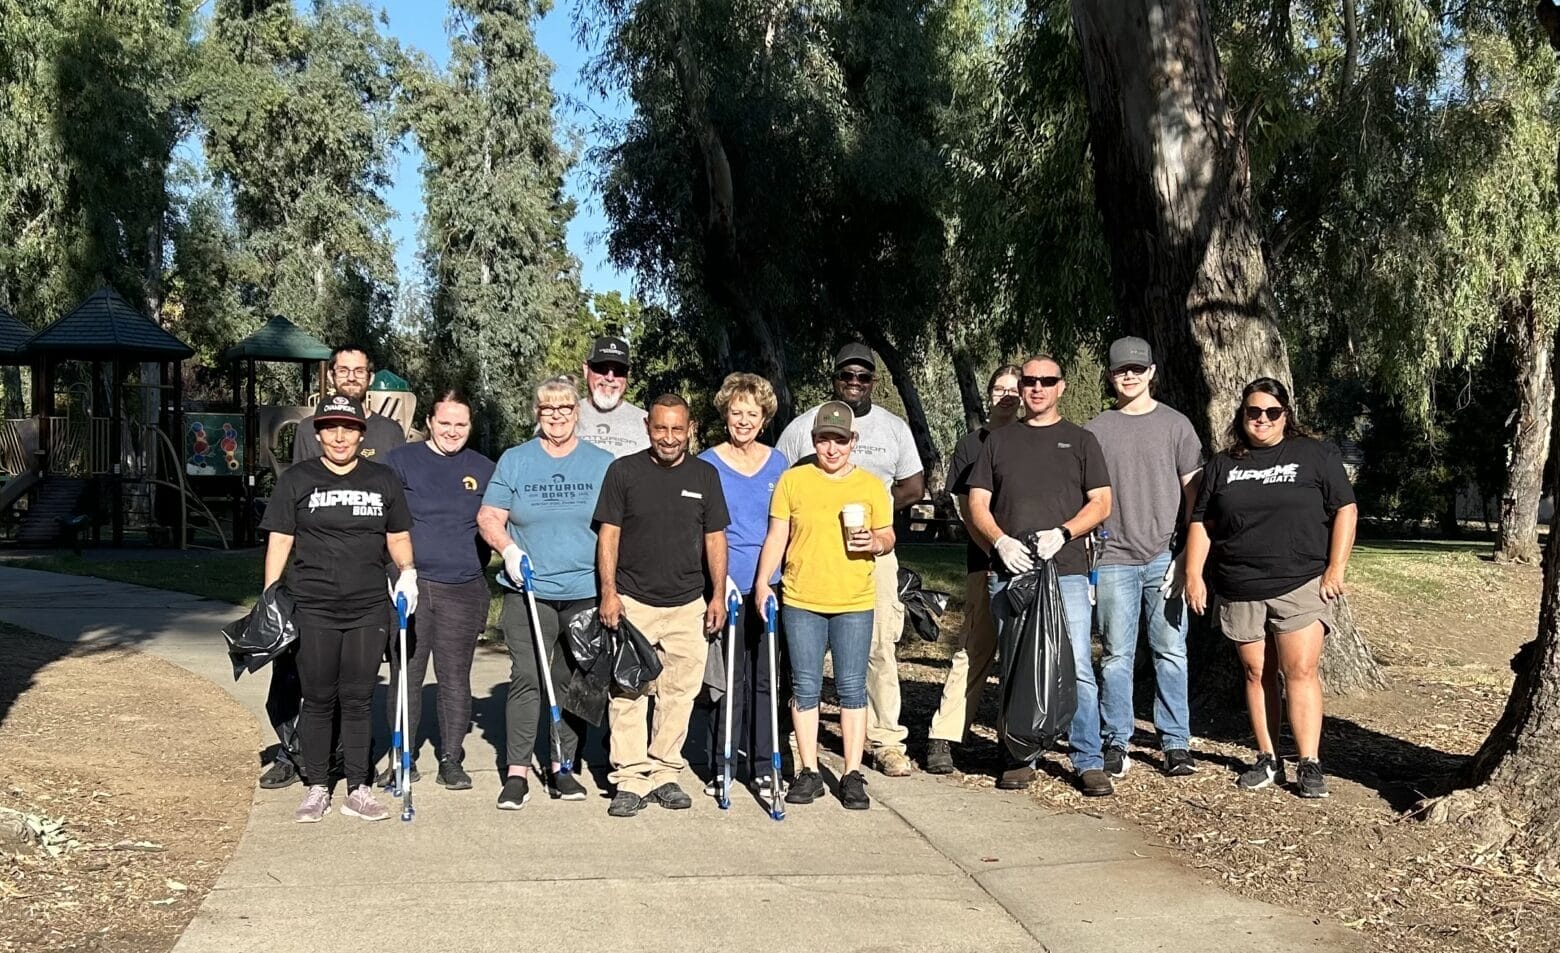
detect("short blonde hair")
[533,374,581,416]
[713,373,778,425]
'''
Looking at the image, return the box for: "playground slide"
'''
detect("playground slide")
[0,465,41,517]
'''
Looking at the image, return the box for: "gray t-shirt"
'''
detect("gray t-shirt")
[776,402,923,491]
[577,400,650,458]
[1084,403,1203,566]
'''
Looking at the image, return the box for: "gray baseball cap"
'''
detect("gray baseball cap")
[1108,336,1153,371]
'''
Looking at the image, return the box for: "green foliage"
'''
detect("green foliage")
[410,0,581,452]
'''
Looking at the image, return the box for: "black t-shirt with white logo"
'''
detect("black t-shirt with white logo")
[261,458,413,619]
[1190,436,1355,601]
[966,419,1111,577]
[592,450,730,607]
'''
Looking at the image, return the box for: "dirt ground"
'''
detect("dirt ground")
[0,626,255,953]
[894,546,1559,953]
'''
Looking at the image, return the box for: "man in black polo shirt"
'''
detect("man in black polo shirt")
[966,355,1115,797]
[594,394,730,818]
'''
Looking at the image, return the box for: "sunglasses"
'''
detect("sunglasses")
[1243,406,1285,422]
[589,363,628,379]
[836,371,875,385]
[1111,364,1149,376]
[1019,375,1062,389]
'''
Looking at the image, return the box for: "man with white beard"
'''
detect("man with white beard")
[577,336,650,458]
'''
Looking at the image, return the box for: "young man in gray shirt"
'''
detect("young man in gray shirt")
[578,335,650,458]
[1084,337,1204,779]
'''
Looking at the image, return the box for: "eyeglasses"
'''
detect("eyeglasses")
[1111,364,1149,377]
[538,404,577,417]
[990,388,1020,399]
[836,371,875,385]
[332,366,369,379]
[1019,375,1062,389]
[1243,406,1284,422]
[589,363,628,379]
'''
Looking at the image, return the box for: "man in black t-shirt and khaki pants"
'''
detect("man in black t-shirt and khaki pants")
[966,355,1117,797]
[594,394,730,818]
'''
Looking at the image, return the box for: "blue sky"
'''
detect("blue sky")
[375,1,633,297]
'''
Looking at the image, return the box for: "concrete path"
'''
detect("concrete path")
[0,567,1356,953]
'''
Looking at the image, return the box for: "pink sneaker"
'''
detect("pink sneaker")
[294,785,331,823]
[341,785,390,821]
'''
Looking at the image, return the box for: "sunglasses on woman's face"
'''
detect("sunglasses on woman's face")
[1243,405,1285,422]
[1019,375,1061,389]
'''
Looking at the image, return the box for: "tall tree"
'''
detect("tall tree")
[410,0,581,451]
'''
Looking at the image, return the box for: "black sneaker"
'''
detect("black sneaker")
[607,790,645,817]
[1104,746,1131,779]
[375,761,420,787]
[1295,758,1330,799]
[496,775,531,811]
[258,758,298,789]
[437,758,472,790]
[1163,749,1198,777]
[924,739,955,775]
[996,765,1035,790]
[1237,752,1286,790]
[785,768,825,805]
[840,770,870,810]
[551,771,587,801]
[648,782,692,810]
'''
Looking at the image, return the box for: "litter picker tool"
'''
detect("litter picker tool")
[393,593,414,822]
[1087,530,1109,607]
[764,593,784,821]
[520,553,573,781]
[718,581,741,810]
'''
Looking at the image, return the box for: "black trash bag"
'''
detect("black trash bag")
[897,567,951,642]
[999,560,1076,763]
[611,614,663,696]
[559,609,665,725]
[221,583,299,680]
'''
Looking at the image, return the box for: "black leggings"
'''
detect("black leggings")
[388,577,489,763]
[296,611,387,790]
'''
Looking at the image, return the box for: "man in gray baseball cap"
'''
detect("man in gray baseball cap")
[775,342,925,777]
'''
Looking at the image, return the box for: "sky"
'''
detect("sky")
[374,0,634,298]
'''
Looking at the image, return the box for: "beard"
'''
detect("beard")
[591,386,623,412]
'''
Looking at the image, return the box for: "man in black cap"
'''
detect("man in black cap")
[292,345,406,463]
[776,342,925,777]
[578,335,650,458]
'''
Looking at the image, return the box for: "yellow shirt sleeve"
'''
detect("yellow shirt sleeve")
[769,469,795,522]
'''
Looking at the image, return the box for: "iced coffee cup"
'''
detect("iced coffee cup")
[841,503,866,529]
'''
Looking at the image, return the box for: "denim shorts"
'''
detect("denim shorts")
[781,605,873,710]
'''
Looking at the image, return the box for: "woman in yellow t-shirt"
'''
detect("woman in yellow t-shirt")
[754,401,894,811]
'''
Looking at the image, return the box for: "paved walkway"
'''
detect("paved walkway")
[0,567,1355,953]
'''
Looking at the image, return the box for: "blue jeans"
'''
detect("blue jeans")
[1095,552,1190,751]
[990,573,1102,772]
[782,606,873,711]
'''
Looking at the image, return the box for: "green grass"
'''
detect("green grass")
[1348,537,1493,602]
[16,554,266,607]
[898,542,967,608]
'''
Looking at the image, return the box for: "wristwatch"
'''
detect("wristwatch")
[1058,526,1073,543]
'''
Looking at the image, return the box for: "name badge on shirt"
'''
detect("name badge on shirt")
[681,490,703,500]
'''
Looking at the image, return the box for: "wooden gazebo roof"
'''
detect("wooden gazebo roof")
[0,306,31,362]
[220,315,332,364]
[24,286,194,360]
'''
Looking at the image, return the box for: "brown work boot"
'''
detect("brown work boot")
[996,765,1035,790]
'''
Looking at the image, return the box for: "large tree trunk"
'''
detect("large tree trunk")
[1071,0,1289,448]
[863,325,942,489]
[1073,0,1384,696]
[1496,297,1552,565]
[941,324,986,433]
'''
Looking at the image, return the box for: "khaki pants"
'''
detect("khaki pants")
[608,595,709,797]
[867,551,909,754]
[928,571,997,743]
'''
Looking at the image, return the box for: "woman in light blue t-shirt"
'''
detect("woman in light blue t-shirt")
[697,373,792,799]
[477,375,613,811]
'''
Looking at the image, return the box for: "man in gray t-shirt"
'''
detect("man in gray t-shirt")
[578,335,650,458]
[775,342,925,777]
[1084,337,1203,779]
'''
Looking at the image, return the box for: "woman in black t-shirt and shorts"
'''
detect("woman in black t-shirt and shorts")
[1184,378,1357,799]
[261,395,417,823]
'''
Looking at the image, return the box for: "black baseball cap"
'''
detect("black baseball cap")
[313,394,368,429]
[833,342,875,370]
[1108,336,1153,371]
[587,336,631,367]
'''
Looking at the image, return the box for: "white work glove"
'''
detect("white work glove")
[392,567,419,617]
[993,535,1035,574]
[1159,552,1186,599]
[502,543,525,589]
[1033,528,1067,561]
